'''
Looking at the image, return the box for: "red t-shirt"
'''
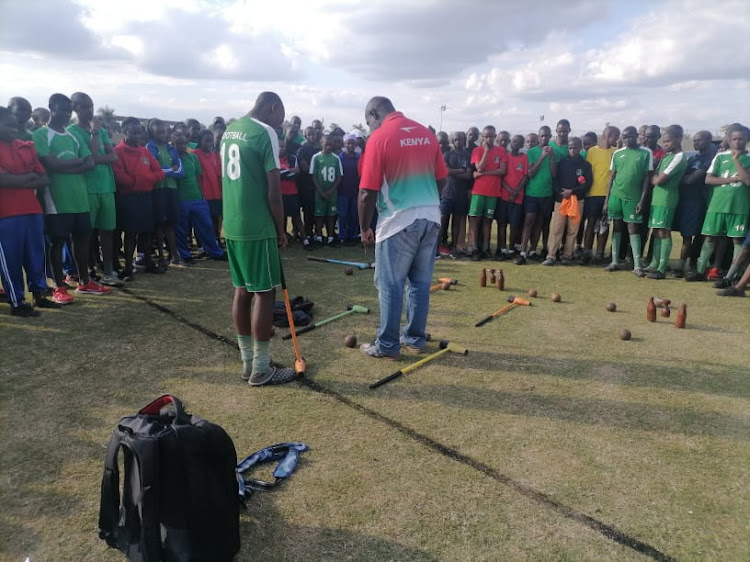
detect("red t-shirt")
[280,156,298,195]
[470,146,507,197]
[0,140,45,219]
[195,149,222,200]
[112,141,164,194]
[501,152,528,204]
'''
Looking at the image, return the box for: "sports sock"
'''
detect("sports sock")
[696,239,715,274]
[611,231,622,264]
[658,237,672,274]
[237,334,254,378]
[252,339,271,376]
[648,238,662,269]
[629,234,643,268]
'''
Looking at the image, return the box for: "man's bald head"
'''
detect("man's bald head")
[365,96,396,132]
[249,91,285,129]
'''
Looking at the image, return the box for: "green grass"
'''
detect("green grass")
[1,241,748,562]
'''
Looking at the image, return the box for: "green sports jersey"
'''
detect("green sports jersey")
[549,140,568,162]
[310,152,343,190]
[176,152,203,201]
[525,146,553,197]
[32,126,91,214]
[610,147,653,202]
[706,150,750,215]
[651,151,687,209]
[67,124,116,194]
[154,145,178,189]
[220,117,279,241]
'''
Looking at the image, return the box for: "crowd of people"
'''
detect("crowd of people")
[1,94,748,325]
[1,90,748,384]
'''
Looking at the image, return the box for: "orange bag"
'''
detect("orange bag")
[559,194,580,224]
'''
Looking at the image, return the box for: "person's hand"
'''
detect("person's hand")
[473,171,482,178]
[731,149,742,159]
[277,232,288,250]
[361,228,375,246]
[484,138,494,149]
[542,146,552,157]
[635,202,642,214]
[561,188,573,199]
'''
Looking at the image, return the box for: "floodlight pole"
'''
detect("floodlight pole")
[439,105,446,132]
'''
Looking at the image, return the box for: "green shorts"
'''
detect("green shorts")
[468,194,498,219]
[648,206,676,230]
[226,238,280,292]
[314,192,338,217]
[701,212,748,238]
[608,194,642,224]
[88,192,116,230]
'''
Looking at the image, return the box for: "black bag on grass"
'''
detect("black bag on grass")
[98,395,240,562]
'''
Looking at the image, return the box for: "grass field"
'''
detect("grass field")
[1,240,749,562]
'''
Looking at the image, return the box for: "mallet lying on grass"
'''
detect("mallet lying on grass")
[282,304,370,339]
[307,256,374,270]
[438,278,458,285]
[429,281,452,292]
[369,340,469,389]
[474,296,531,327]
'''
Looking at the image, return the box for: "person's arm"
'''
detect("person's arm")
[602,170,615,215]
[0,171,48,189]
[576,164,593,197]
[111,151,136,188]
[652,152,685,186]
[90,121,117,165]
[724,151,750,186]
[527,147,551,178]
[636,170,650,214]
[475,146,491,173]
[267,168,287,249]
[549,151,558,179]
[358,188,378,244]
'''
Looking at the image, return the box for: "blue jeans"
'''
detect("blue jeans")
[373,219,439,355]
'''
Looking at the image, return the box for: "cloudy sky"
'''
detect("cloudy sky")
[1,0,748,136]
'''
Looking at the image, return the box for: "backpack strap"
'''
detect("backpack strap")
[98,428,124,547]
[237,442,309,498]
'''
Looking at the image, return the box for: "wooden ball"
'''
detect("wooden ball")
[343,334,357,348]
[344,267,353,276]
[528,289,538,298]
[618,328,631,341]
[606,302,617,312]
[551,293,561,302]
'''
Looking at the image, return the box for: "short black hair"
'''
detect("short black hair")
[148,118,164,137]
[122,117,141,129]
[664,124,683,139]
[48,93,71,110]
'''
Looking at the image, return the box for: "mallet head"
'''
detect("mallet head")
[347,304,370,313]
[438,340,469,355]
[438,277,458,285]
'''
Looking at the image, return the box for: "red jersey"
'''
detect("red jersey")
[112,141,164,195]
[0,140,45,219]
[501,152,528,204]
[280,156,297,195]
[195,149,221,200]
[470,146,507,197]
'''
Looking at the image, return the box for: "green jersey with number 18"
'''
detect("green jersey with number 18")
[220,117,280,241]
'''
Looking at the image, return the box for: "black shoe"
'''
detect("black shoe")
[34,296,63,309]
[144,262,165,274]
[646,270,665,280]
[470,250,481,261]
[712,277,732,289]
[11,303,40,317]
[513,254,526,265]
[684,270,706,282]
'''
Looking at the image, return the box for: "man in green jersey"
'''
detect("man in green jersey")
[686,123,750,282]
[603,126,653,275]
[69,92,121,286]
[221,91,295,386]
[642,125,688,279]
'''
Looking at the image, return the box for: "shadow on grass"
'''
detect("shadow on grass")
[241,494,438,562]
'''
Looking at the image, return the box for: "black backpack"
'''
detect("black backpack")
[98,395,240,562]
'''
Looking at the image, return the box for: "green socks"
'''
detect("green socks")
[649,238,662,270]
[697,240,715,274]
[630,234,643,269]
[237,335,254,379]
[252,339,271,376]
[611,232,622,264]
[658,237,672,274]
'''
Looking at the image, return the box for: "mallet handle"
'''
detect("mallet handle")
[429,283,443,292]
[283,324,316,339]
[369,348,450,389]
[369,370,405,389]
[474,302,516,327]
